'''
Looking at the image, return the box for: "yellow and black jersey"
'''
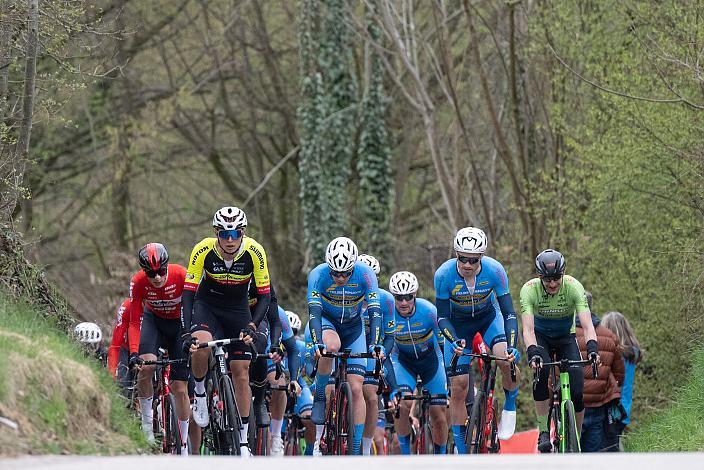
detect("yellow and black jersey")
[184,237,270,308]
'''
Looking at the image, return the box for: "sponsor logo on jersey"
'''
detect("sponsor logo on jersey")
[249,244,265,269]
[478,280,489,286]
[387,320,395,329]
[311,292,321,299]
[191,245,210,265]
[368,292,378,300]
[451,284,463,296]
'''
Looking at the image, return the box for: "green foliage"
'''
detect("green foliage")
[625,345,704,451]
[298,0,358,263]
[357,0,393,266]
[0,295,146,454]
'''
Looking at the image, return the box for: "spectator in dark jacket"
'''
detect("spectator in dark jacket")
[576,292,625,452]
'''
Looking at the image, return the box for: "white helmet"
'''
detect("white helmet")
[286,310,302,331]
[454,227,487,254]
[389,271,419,295]
[358,254,380,275]
[74,322,102,344]
[213,206,247,230]
[325,237,358,272]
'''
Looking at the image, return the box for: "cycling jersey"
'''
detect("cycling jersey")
[128,264,186,353]
[392,298,447,403]
[363,288,396,386]
[266,306,300,380]
[519,274,590,338]
[107,298,131,378]
[434,256,517,348]
[182,236,271,331]
[248,281,282,350]
[307,261,382,347]
[392,298,441,359]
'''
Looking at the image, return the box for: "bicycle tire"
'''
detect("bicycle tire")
[547,401,560,453]
[422,405,433,454]
[254,425,269,456]
[563,400,580,453]
[466,391,486,454]
[220,374,242,455]
[284,419,299,456]
[487,399,500,453]
[164,392,182,454]
[337,382,355,455]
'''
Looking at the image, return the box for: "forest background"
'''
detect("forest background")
[2,0,703,432]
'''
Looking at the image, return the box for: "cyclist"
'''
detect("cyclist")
[387,271,448,454]
[307,236,384,456]
[247,281,282,431]
[358,253,396,455]
[520,249,600,452]
[434,227,520,452]
[268,305,301,456]
[74,321,107,366]
[182,206,271,458]
[127,243,190,453]
[107,298,135,395]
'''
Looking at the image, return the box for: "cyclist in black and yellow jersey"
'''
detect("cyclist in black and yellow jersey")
[181,206,271,458]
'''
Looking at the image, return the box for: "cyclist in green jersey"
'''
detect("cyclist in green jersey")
[520,249,600,452]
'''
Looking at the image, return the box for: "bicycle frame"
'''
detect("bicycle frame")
[536,357,597,453]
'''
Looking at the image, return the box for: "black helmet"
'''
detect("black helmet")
[138,243,169,271]
[535,249,566,277]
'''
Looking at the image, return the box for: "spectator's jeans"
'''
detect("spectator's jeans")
[580,405,607,452]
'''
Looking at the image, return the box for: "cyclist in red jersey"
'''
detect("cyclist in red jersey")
[107,298,131,383]
[128,243,190,454]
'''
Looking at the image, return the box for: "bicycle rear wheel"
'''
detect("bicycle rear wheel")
[563,400,580,453]
[336,382,355,455]
[466,391,486,454]
[163,392,182,454]
[219,374,242,455]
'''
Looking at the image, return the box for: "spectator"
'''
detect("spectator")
[602,311,642,450]
[575,292,625,452]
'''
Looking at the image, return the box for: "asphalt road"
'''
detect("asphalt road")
[3,453,703,470]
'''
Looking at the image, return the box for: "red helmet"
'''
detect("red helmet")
[138,243,169,271]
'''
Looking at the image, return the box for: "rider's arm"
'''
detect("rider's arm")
[577,310,597,344]
[127,276,144,354]
[182,239,209,333]
[364,265,383,347]
[249,240,272,327]
[434,271,460,342]
[497,293,518,349]
[282,336,300,381]
[307,268,324,345]
[436,298,459,342]
[521,313,537,348]
[108,300,130,378]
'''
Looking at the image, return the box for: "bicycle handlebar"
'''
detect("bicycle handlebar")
[450,350,517,380]
[141,358,188,366]
[311,346,382,380]
[530,357,599,388]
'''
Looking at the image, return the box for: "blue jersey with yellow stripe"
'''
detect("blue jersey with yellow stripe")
[307,261,381,324]
[392,298,441,359]
[434,256,508,319]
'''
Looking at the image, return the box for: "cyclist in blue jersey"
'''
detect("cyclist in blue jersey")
[283,312,317,455]
[268,306,301,456]
[307,237,385,456]
[434,227,520,452]
[358,254,396,455]
[389,271,448,454]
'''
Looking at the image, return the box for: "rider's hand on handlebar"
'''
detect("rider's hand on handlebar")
[239,323,257,345]
[370,344,386,361]
[290,380,302,396]
[526,344,547,370]
[450,339,466,355]
[181,333,198,354]
[506,347,521,363]
[269,345,284,364]
[588,351,600,366]
[128,352,143,371]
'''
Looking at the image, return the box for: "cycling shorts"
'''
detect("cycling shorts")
[443,311,506,377]
[321,316,366,377]
[191,300,252,361]
[138,309,189,381]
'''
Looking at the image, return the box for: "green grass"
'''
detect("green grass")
[0,295,148,455]
[625,346,704,451]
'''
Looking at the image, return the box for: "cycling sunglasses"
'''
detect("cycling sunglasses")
[331,269,354,279]
[145,267,168,278]
[394,294,414,302]
[457,255,481,265]
[217,229,243,240]
[541,274,563,283]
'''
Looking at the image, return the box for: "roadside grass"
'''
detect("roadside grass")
[0,295,148,455]
[625,347,704,451]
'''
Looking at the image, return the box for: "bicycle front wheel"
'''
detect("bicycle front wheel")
[563,400,580,453]
[488,399,500,453]
[547,402,560,453]
[164,392,182,454]
[422,408,433,454]
[466,392,486,454]
[220,374,242,455]
[336,382,355,455]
